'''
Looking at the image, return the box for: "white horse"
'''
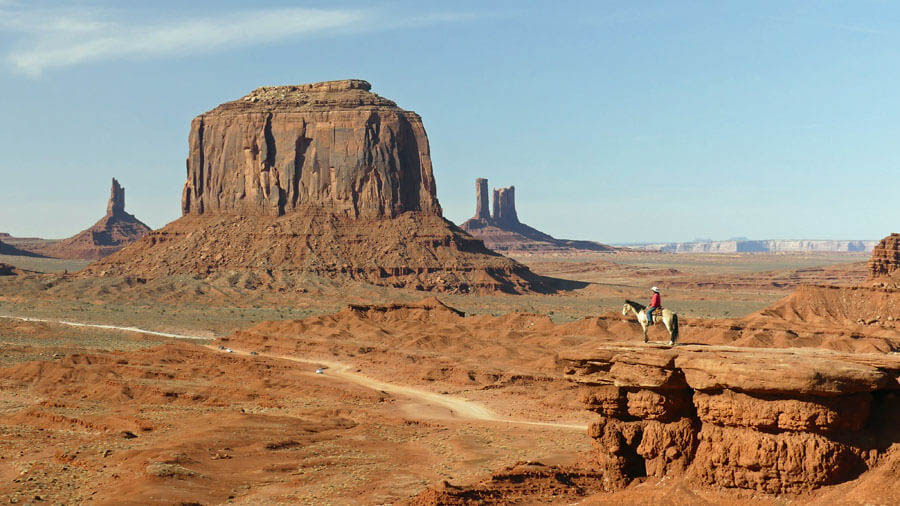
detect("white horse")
[622,300,678,346]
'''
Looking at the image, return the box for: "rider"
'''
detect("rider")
[647,286,661,324]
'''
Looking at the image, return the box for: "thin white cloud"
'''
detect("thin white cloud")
[0,6,371,76]
[762,15,887,36]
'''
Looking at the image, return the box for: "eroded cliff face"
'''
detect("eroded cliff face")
[88,83,554,293]
[870,233,900,280]
[181,79,441,219]
[562,345,900,494]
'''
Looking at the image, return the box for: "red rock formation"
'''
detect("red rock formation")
[473,178,490,221]
[88,82,556,294]
[562,344,900,493]
[492,186,518,227]
[869,233,900,280]
[35,178,151,260]
[461,178,614,254]
[181,79,440,219]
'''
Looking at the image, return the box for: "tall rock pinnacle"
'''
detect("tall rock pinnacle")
[33,177,151,260]
[474,178,490,220]
[107,178,125,216]
[492,186,519,226]
[461,177,614,254]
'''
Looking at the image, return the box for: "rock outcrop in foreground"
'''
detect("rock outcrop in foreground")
[562,344,900,493]
[869,233,900,281]
[36,179,151,260]
[460,178,614,254]
[90,81,554,293]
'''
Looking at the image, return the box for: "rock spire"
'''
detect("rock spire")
[107,178,126,216]
[492,186,518,227]
[474,178,490,221]
[461,177,614,254]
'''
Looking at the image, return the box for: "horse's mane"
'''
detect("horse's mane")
[624,299,646,311]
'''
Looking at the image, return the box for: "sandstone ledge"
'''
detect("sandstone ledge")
[563,344,900,493]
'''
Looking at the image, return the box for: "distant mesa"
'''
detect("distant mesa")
[460,178,615,254]
[0,236,46,258]
[632,239,877,254]
[27,178,151,260]
[88,80,560,294]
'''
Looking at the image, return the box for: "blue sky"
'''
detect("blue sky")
[0,0,898,243]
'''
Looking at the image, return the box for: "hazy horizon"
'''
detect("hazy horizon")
[1,1,899,243]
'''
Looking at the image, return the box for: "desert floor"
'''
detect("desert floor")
[0,250,890,504]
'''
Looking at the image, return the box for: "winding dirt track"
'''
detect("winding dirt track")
[0,315,587,431]
[0,315,214,340]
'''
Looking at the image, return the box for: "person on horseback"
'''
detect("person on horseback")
[646,286,661,324]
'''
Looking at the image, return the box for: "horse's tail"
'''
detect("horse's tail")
[671,313,679,343]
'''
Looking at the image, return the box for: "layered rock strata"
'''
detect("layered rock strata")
[870,233,900,280]
[561,344,900,493]
[460,178,614,254]
[89,82,554,293]
[181,79,440,219]
[36,178,151,260]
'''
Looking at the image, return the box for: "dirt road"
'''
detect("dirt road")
[0,315,214,340]
[214,346,588,431]
[0,314,587,431]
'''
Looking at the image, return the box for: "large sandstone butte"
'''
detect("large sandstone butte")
[89,81,553,293]
[869,233,900,282]
[181,79,439,219]
[28,179,151,260]
[561,344,900,494]
[460,178,615,254]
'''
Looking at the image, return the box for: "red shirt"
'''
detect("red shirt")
[650,293,661,308]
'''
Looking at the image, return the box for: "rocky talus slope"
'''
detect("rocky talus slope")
[33,178,151,260]
[89,81,555,293]
[460,178,614,254]
[561,344,900,494]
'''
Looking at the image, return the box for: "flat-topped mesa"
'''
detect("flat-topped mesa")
[181,79,440,219]
[106,178,125,216]
[869,233,900,280]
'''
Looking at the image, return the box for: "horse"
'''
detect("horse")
[622,300,678,346]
